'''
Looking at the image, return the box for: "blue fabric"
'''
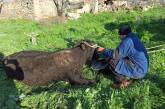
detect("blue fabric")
[103,49,113,58]
[114,32,149,79]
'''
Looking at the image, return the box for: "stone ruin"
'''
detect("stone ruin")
[0,0,164,23]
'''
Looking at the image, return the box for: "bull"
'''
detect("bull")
[3,40,97,86]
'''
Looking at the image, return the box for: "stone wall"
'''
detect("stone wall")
[0,0,34,19]
[33,0,57,20]
[0,0,164,22]
[0,0,57,20]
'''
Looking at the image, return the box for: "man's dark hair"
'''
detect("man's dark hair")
[118,25,132,35]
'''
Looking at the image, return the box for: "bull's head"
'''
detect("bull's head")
[75,40,98,62]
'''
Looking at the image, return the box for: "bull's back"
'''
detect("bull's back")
[3,49,81,86]
[7,51,48,58]
[3,51,49,81]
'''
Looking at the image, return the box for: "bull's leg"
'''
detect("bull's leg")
[80,75,96,85]
[69,74,95,85]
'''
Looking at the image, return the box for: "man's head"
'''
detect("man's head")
[118,25,132,39]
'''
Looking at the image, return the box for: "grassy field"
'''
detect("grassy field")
[0,6,165,109]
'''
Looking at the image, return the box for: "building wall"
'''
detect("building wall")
[33,0,57,20]
[0,0,34,19]
[0,0,57,20]
[0,0,164,21]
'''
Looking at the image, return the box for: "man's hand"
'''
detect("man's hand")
[97,47,113,60]
[97,47,105,52]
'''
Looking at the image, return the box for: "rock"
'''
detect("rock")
[112,0,128,7]
[67,0,84,11]
[77,3,91,13]
[66,12,80,19]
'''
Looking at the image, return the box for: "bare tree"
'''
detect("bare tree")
[0,0,3,13]
[0,0,13,13]
[53,0,66,17]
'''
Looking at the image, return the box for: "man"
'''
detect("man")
[96,25,149,88]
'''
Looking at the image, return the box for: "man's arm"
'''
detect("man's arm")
[97,47,113,60]
[113,38,133,60]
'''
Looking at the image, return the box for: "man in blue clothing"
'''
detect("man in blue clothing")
[95,25,149,88]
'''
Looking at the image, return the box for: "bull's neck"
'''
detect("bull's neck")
[73,47,88,64]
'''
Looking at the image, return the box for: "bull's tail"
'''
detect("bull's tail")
[2,59,24,80]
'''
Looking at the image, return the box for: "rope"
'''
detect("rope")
[147,44,165,53]
[147,48,165,53]
[146,44,165,50]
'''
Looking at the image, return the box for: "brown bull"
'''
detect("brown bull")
[3,41,97,86]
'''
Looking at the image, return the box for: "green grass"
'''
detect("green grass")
[0,6,165,109]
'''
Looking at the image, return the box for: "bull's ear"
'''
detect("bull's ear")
[80,43,86,50]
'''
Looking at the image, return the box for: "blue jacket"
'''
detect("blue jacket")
[114,32,149,79]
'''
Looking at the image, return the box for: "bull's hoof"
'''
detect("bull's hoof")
[88,79,96,85]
